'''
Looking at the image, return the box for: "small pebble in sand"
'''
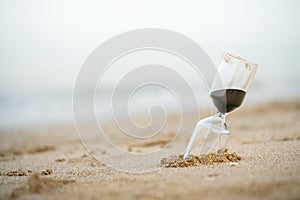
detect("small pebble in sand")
[55,158,66,162]
[229,162,239,167]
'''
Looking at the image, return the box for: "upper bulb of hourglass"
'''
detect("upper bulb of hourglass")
[210,89,246,114]
[209,53,258,114]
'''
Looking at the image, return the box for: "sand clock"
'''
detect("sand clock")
[184,53,258,159]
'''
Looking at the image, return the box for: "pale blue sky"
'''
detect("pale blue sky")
[0,0,299,97]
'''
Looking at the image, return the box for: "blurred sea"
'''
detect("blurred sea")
[0,77,299,131]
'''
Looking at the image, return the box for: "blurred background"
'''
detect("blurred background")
[0,0,299,130]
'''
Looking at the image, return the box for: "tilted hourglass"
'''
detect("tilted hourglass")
[184,53,258,159]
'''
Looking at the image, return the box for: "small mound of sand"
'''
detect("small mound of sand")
[68,154,101,167]
[10,173,75,198]
[161,149,241,168]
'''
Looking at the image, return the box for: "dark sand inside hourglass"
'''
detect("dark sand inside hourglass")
[210,89,246,113]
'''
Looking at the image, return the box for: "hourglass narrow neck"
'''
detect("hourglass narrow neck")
[214,112,229,134]
[216,112,226,118]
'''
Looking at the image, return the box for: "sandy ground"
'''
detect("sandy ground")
[0,101,300,200]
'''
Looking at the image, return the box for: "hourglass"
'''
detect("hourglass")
[184,53,258,159]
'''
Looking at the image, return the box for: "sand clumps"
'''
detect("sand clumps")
[41,169,53,176]
[1,168,53,177]
[1,169,29,176]
[161,149,241,168]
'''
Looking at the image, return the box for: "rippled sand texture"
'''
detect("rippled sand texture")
[0,101,300,200]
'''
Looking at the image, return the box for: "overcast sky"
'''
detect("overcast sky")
[0,0,299,96]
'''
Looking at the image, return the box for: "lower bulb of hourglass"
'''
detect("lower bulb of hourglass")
[201,131,230,155]
[184,115,230,159]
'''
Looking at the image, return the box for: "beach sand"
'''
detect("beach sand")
[0,101,300,199]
